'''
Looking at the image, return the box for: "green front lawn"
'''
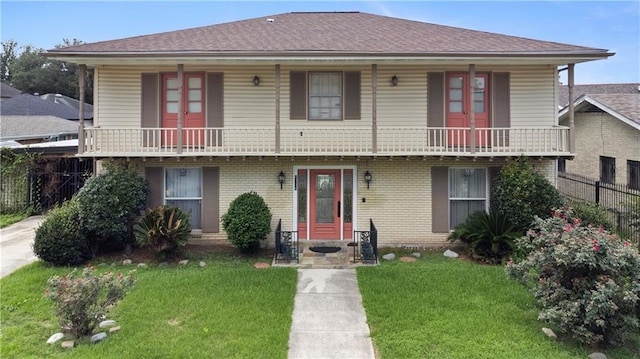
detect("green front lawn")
[357,252,639,359]
[0,253,297,359]
[0,212,29,228]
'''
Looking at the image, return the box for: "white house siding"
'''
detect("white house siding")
[562,112,640,182]
[93,65,556,130]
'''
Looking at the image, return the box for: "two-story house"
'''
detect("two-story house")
[46,12,612,247]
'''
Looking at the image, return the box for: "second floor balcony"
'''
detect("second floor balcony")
[80,126,570,158]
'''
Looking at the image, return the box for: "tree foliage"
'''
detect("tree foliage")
[1,38,93,103]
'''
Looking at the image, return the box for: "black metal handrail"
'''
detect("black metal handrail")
[353,219,378,263]
[275,219,299,263]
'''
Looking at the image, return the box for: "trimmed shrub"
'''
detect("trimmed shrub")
[448,210,520,263]
[506,207,640,346]
[33,197,91,266]
[491,156,563,233]
[77,162,147,252]
[134,206,191,260]
[221,191,272,253]
[46,265,135,338]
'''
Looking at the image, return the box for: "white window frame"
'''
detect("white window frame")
[308,71,342,120]
[448,167,489,230]
[164,167,203,230]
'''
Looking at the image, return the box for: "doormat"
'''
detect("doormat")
[308,246,341,253]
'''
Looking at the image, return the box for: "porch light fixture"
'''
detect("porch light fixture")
[253,75,260,86]
[278,171,285,189]
[364,170,372,189]
[391,75,398,86]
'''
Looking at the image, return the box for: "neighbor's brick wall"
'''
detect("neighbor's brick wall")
[562,112,640,183]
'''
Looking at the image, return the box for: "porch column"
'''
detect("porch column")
[78,64,86,155]
[177,64,184,154]
[468,64,476,153]
[371,64,377,154]
[275,64,281,154]
[568,63,575,153]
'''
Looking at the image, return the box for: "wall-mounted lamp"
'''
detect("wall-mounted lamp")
[391,75,398,86]
[364,170,372,189]
[253,75,260,86]
[278,170,285,189]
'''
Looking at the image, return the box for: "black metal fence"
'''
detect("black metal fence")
[557,172,639,243]
[275,219,299,263]
[353,219,378,263]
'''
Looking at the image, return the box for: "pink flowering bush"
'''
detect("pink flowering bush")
[506,207,640,346]
[45,264,135,338]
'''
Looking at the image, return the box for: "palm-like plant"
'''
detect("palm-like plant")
[448,210,521,263]
[134,206,191,259]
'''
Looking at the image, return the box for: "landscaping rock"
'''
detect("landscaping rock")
[61,340,74,349]
[400,256,416,262]
[199,261,206,267]
[109,326,121,334]
[382,253,396,261]
[179,260,189,265]
[47,333,64,344]
[254,262,270,269]
[542,327,557,340]
[99,320,116,328]
[122,259,132,265]
[91,332,107,343]
[137,263,147,268]
[412,252,421,258]
[443,249,459,258]
[588,353,607,359]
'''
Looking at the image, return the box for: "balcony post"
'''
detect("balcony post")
[78,64,86,155]
[469,64,476,153]
[372,64,377,153]
[568,63,575,153]
[177,64,184,154]
[275,64,281,154]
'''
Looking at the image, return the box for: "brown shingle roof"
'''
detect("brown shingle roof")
[48,12,608,57]
[559,83,640,107]
[588,93,640,125]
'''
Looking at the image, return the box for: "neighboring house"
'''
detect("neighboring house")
[558,84,640,189]
[0,92,93,145]
[1,82,22,100]
[45,12,612,246]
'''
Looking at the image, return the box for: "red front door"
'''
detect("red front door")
[309,169,341,240]
[446,73,489,146]
[162,73,205,146]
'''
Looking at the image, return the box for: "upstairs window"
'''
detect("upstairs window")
[309,72,342,120]
[600,156,616,184]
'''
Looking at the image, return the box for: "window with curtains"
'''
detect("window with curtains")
[165,168,202,229]
[449,168,487,230]
[309,72,342,120]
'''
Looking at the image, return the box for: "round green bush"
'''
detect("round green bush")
[221,191,272,253]
[34,197,91,266]
[77,162,147,250]
[491,157,563,233]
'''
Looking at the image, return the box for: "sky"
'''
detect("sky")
[1,1,638,85]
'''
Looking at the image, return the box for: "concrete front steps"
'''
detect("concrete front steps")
[274,240,377,269]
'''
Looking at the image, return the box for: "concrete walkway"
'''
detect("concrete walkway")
[288,268,376,359]
[0,215,43,278]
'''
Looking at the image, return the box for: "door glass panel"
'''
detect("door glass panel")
[298,173,307,223]
[473,102,485,113]
[344,172,352,223]
[449,77,463,88]
[449,102,463,113]
[450,89,463,101]
[188,89,201,101]
[188,102,202,113]
[166,89,179,101]
[166,78,178,89]
[188,77,201,88]
[166,103,178,113]
[315,174,335,223]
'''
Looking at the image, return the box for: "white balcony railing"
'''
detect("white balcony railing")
[81,126,569,157]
